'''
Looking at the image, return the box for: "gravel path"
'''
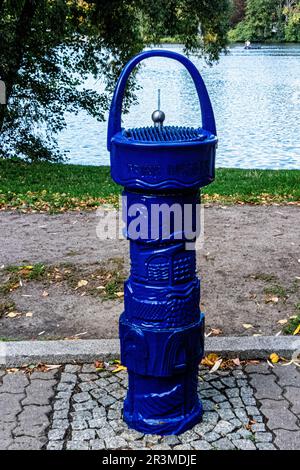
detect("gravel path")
[0,362,299,450]
[0,205,299,339]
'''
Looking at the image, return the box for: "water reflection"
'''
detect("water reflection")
[57,44,300,169]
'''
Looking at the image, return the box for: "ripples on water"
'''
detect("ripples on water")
[57,44,300,169]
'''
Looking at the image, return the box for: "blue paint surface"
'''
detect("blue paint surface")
[108,50,217,435]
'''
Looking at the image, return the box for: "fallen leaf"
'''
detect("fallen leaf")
[265,295,279,304]
[270,353,280,364]
[25,312,33,318]
[202,353,218,367]
[210,328,222,336]
[77,280,88,288]
[42,291,49,297]
[277,319,288,325]
[96,286,105,290]
[243,323,254,330]
[116,292,124,297]
[232,358,241,366]
[267,359,275,368]
[7,312,22,318]
[293,324,300,335]
[95,360,105,370]
[112,365,127,373]
[209,359,223,374]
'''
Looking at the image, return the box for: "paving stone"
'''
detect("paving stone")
[48,429,66,441]
[60,373,77,384]
[73,400,97,411]
[152,444,172,450]
[96,426,115,440]
[202,400,217,411]
[233,439,256,450]
[218,400,232,409]
[214,420,236,436]
[272,364,300,388]
[71,410,92,420]
[236,428,253,439]
[160,435,180,446]
[202,412,219,425]
[56,391,72,400]
[0,393,23,421]
[78,382,97,392]
[92,407,106,418]
[72,420,88,430]
[259,399,298,431]
[234,409,249,424]
[14,405,51,438]
[52,419,69,430]
[274,430,300,450]
[191,440,213,450]
[105,436,127,449]
[180,429,199,442]
[221,377,236,388]
[214,437,235,450]
[256,443,277,450]
[255,432,273,443]
[78,374,98,382]
[212,394,226,403]
[22,379,55,406]
[64,365,81,373]
[88,418,107,428]
[67,441,89,450]
[53,399,70,410]
[250,374,282,400]
[229,397,244,408]
[236,378,248,386]
[0,440,13,450]
[251,423,266,432]
[81,364,97,374]
[47,441,64,450]
[204,432,221,443]
[173,444,193,450]
[56,383,75,392]
[53,409,69,420]
[240,386,254,397]
[72,429,96,441]
[242,396,257,406]
[284,386,300,414]
[194,422,215,435]
[225,388,240,398]
[217,409,236,421]
[90,439,105,450]
[31,371,58,381]
[0,372,29,393]
[246,406,261,416]
[8,436,46,450]
[73,392,90,403]
[245,363,272,374]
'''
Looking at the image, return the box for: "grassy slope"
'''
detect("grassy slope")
[0,159,299,212]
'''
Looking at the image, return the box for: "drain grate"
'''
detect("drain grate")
[123,126,207,143]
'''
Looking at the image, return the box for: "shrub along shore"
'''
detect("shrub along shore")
[0,159,299,212]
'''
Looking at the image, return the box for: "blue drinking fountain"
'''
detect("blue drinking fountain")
[107,50,217,435]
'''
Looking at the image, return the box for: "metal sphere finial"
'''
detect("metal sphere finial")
[152,109,165,127]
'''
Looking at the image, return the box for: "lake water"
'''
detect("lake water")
[58,44,300,169]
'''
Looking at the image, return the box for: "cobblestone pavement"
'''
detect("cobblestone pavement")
[0,362,299,450]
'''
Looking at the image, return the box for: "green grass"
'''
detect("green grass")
[0,158,299,211]
[284,304,300,335]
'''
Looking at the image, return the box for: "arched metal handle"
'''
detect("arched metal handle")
[107,49,216,151]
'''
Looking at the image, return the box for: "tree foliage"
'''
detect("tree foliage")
[0,0,231,162]
[229,0,300,42]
